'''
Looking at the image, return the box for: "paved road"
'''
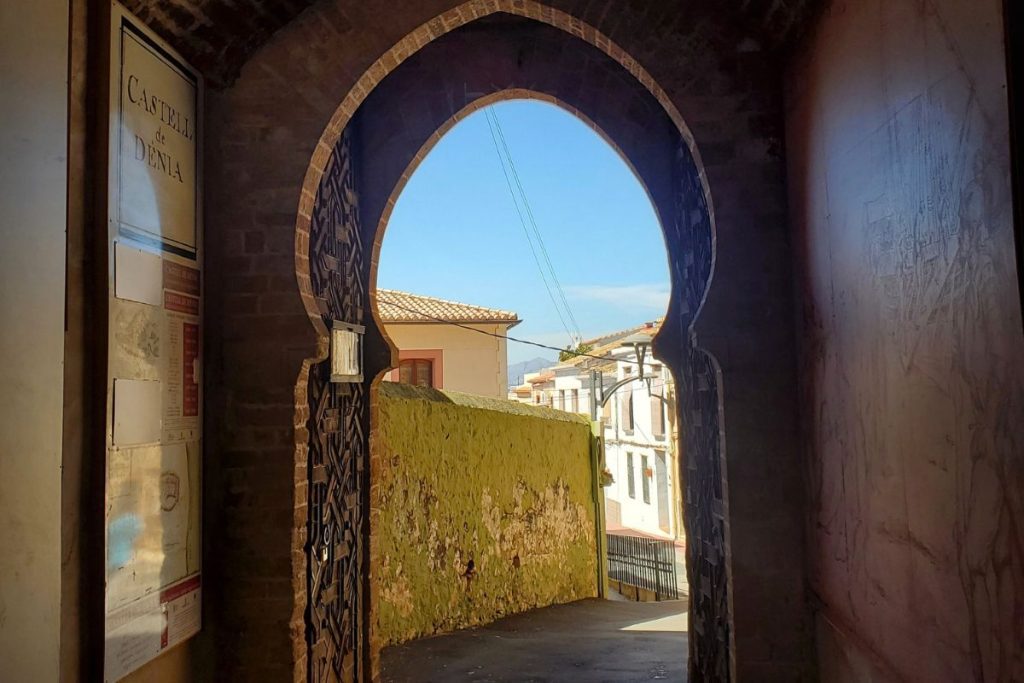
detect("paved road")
[381,598,688,682]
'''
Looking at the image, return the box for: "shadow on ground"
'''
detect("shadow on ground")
[381,597,688,682]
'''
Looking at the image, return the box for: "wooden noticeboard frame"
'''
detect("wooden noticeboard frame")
[101,4,204,680]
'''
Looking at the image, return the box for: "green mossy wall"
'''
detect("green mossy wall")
[371,382,598,651]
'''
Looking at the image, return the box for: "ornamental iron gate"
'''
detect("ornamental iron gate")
[669,140,732,682]
[306,128,369,683]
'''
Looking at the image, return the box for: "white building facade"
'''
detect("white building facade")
[511,324,683,540]
[601,352,681,540]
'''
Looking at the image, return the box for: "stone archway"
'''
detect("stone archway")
[300,10,726,682]
[200,0,809,679]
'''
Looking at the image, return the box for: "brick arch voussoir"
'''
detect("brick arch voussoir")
[294,3,728,681]
[293,0,720,365]
[364,88,673,377]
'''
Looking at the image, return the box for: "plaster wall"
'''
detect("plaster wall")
[0,0,68,678]
[605,443,674,536]
[382,322,509,397]
[370,382,598,657]
[787,1,1024,679]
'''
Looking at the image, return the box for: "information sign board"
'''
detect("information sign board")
[103,5,203,680]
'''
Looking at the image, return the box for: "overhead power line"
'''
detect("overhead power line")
[483,107,583,345]
[376,293,657,368]
[487,109,583,340]
[482,109,573,344]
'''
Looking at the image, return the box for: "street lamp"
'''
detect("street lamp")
[588,330,654,420]
[618,331,654,381]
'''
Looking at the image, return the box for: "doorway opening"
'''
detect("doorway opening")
[297,9,726,682]
[370,98,685,679]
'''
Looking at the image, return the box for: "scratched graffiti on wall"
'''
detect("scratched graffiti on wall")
[795,2,1024,678]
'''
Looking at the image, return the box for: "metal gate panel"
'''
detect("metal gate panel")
[306,128,368,683]
[670,141,732,682]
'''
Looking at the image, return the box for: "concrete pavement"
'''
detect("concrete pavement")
[381,598,688,682]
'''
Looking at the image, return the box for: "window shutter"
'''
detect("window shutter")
[620,384,633,430]
[399,359,434,388]
[627,452,636,499]
[651,384,665,437]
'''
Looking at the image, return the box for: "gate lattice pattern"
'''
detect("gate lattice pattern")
[302,131,730,681]
[306,128,368,683]
[670,142,732,682]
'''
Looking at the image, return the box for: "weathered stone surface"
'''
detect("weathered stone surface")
[371,382,596,655]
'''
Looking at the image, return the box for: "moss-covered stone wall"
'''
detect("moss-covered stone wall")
[370,382,599,653]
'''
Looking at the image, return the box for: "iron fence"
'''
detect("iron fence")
[607,532,680,601]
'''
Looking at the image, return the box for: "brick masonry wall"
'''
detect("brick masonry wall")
[122,0,817,87]
[350,15,679,322]
[202,2,811,680]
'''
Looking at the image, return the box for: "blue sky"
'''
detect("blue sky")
[377,99,670,365]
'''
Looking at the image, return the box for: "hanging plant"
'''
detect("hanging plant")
[599,467,615,487]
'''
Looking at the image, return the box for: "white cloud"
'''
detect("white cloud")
[565,283,670,311]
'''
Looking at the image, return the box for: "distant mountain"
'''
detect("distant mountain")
[508,357,555,387]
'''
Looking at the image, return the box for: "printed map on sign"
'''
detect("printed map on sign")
[105,442,200,613]
[105,254,202,641]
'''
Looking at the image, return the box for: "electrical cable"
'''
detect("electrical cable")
[483,109,575,346]
[376,293,656,367]
[487,108,583,341]
[490,110,583,342]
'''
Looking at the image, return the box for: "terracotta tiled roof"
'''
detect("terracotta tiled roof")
[559,320,663,371]
[581,319,662,349]
[376,289,521,327]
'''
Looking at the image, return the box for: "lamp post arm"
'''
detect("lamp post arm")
[648,392,670,406]
[586,340,651,420]
[598,376,636,408]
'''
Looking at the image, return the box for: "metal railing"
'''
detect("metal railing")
[606,532,680,601]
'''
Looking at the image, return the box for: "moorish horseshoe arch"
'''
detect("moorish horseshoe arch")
[294,4,730,682]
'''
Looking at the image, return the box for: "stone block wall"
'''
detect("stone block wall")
[370,382,599,657]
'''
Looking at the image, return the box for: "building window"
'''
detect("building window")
[627,452,636,499]
[570,389,579,413]
[559,389,566,410]
[399,358,433,387]
[641,454,651,504]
